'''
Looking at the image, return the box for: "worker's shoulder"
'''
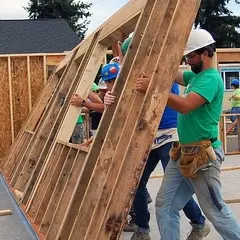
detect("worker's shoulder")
[200,68,223,84]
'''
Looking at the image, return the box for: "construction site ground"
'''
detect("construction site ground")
[122,154,240,240]
[0,174,38,240]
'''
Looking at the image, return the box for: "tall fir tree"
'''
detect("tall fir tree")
[195,0,240,47]
[25,0,92,40]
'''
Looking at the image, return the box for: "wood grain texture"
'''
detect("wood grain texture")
[0,58,11,158]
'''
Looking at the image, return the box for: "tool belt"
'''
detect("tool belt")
[169,139,217,179]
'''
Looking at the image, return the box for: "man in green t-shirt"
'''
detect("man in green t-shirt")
[229,79,240,124]
[136,29,240,240]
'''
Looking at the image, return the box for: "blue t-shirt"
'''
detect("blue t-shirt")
[159,83,179,129]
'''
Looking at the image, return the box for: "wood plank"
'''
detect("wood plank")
[14,189,23,199]
[13,48,79,193]
[11,57,29,137]
[46,55,66,66]
[29,56,45,106]
[0,53,66,58]
[46,150,87,240]
[27,56,32,111]
[55,0,147,74]
[56,140,89,152]
[0,58,12,159]
[55,0,157,238]
[56,44,108,142]
[43,55,47,85]
[25,143,64,217]
[10,132,34,186]
[34,145,72,226]
[69,0,178,238]
[95,1,200,238]
[8,57,15,144]
[20,31,102,205]
[38,148,79,233]
[238,116,240,152]
[226,119,237,134]
[0,209,12,216]
[223,116,227,153]
[218,52,240,63]
[3,72,59,177]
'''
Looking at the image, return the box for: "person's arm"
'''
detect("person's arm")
[81,107,90,114]
[167,93,206,114]
[88,91,103,103]
[84,101,104,113]
[168,75,218,114]
[112,40,124,64]
[232,95,240,100]
[175,70,185,86]
[135,70,187,93]
[71,94,104,113]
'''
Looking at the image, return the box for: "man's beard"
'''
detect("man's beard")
[191,60,203,74]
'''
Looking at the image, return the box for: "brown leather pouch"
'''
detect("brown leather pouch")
[178,140,211,178]
[169,142,181,161]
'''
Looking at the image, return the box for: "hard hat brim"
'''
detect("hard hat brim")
[184,40,216,56]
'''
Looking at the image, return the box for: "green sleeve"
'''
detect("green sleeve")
[183,71,195,86]
[191,76,217,103]
[77,115,84,124]
[234,89,240,97]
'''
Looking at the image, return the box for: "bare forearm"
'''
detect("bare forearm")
[174,70,185,86]
[167,94,192,114]
[84,101,104,113]
[88,92,103,103]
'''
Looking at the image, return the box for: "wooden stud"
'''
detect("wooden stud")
[11,57,29,137]
[43,55,47,85]
[13,48,79,194]
[46,150,88,240]
[20,32,104,205]
[225,199,240,204]
[69,0,172,237]
[34,145,72,225]
[8,57,15,144]
[25,143,64,216]
[94,1,201,238]
[29,56,45,106]
[38,147,79,233]
[55,0,148,74]
[10,132,34,186]
[3,72,59,177]
[27,56,32,112]
[56,43,108,142]
[0,209,12,216]
[2,1,232,239]
[55,1,154,238]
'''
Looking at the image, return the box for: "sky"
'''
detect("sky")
[0,0,239,37]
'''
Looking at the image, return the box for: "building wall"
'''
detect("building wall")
[0,53,66,157]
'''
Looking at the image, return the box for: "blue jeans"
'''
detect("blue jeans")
[230,107,240,122]
[155,147,240,240]
[133,142,205,232]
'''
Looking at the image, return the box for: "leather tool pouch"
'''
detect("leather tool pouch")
[178,140,212,178]
[169,142,181,161]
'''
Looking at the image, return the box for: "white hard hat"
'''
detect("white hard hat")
[184,29,215,55]
[98,79,108,90]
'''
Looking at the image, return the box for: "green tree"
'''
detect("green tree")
[195,0,240,47]
[25,0,92,40]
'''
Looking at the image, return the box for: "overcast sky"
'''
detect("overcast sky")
[0,0,239,37]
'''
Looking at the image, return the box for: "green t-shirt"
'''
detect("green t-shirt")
[178,68,224,148]
[77,115,83,124]
[232,88,240,107]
